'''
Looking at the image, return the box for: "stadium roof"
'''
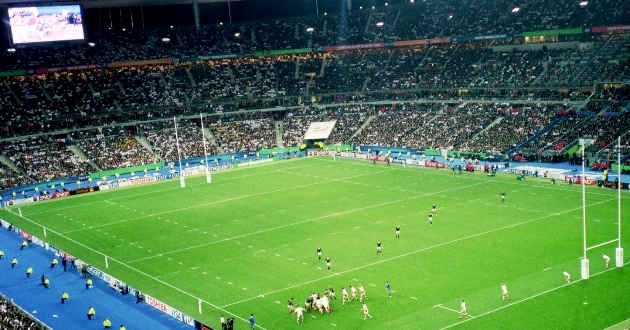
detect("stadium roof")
[0,0,244,9]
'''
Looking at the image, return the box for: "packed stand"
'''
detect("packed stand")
[4,136,93,182]
[349,105,430,148]
[405,103,498,150]
[0,296,48,330]
[76,132,159,170]
[459,104,558,154]
[324,105,370,145]
[210,115,277,153]
[282,111,326,147]
[522,113,593,152]
[0,162,33,191]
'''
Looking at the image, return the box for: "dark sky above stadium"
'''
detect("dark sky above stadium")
[1,0,408,30]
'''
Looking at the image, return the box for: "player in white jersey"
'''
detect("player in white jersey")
[319,295,331,313]
[459,300,468,318]
[603,254,610,269]
[350,286,357,302]
[293,305,304,324]
[501,283,509,300]
[562,270,571,284]
[358,285,367,302]
[362,303,372,319]
[342,287,349,305]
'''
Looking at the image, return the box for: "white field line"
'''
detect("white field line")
[434,304,473,317]
[63,168,389,234]
[126,180,490,263]
[7,209,269,330]
[219,198,614,308]
[603,315,630,330]
[437,264,628,330]
[25,160,328,216]
[328,156,619,198]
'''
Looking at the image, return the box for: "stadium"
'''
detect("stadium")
[0,0,629,329]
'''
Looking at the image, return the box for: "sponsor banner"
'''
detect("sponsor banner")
[307,151,330,156]
[71,186,98,195]
[36,64,100,74]
[20,230,34,243]
[598,180,629,190]
[324,42,384,52]
[210,164,233,172]
[235,158,274,167]
[564,176,596,185]
[0,219,10,228]
[424,161,446,168]
[108,58,173,68]
[195,320,215,330]
[180,53,243,61]
[145,295,195,327]
[591,25,630,33]
[129,177,157,186]
[98,180,127,190]
[87,265,104,281]
[393,38,450,47]
[456,34,514,42]
[9,197,36,205]
[36,191,71,201]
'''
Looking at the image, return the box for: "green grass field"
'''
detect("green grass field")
[3,156,630,330]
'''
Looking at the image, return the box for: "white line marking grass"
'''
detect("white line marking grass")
[437,264,627,330]
[219,197,615,308]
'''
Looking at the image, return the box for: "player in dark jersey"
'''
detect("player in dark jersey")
[326,257,331,270]
[500,191,506,202]
[317,247,322,261]
[287,297,295,314]
[428,213,433,226]
[395,225,400,239]
[432,204,437,215]
[376,241,382,255]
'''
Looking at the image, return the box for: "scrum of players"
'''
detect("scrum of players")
[289,284,371,323]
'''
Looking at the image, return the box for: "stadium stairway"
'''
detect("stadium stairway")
[203,127,224,154]
[134,135,161,160]
[67,144,101,172]
[348,115,375,141]
[506,115,568,156]
[275,120,284,147]
[0,227,185,330]
[0,154,22,174]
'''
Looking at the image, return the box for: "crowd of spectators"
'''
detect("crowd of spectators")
[404,103,497,151]
[4,136,93,182]
[522,113,593,152]
[0,162,32,191]
[0,295,48,330]
[142,119,220,162]
[210,115,276,153]
[459,104,558,154]
[76,134,159,170]
[349,104,435,147]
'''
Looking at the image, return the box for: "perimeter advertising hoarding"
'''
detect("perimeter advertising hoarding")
[7,4,86,45]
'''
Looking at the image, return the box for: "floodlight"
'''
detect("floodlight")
[376,22,384,27]
[511,7,520,13]
[7,48,16,52]
[87,42,95,47]
[579,1,588,7]
[162,37,171,42]
[234,32,241,37]
[306,27,314,33]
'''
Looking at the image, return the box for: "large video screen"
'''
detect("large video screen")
[7,4,85,45]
